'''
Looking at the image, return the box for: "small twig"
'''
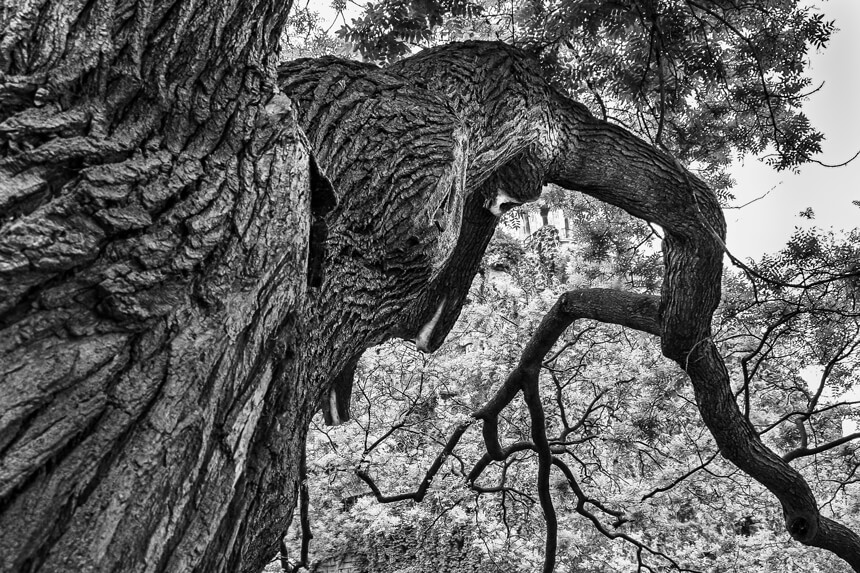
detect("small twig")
[723,186,775,210]
[809,148,860,168]
[641,451,719,501]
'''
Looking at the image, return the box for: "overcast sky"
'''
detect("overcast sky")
[310,0,859,260]
[726,0,860,260]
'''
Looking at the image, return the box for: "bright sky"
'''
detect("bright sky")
[726,0,860,260]
[310,0,859,261]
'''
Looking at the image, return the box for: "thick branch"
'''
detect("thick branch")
[784,433,860,464]
[543,90,860,568]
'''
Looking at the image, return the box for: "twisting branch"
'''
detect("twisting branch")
[557,387,607,441]
[520,357,558,573]
[467,441,535,484]
[470,288,661,572]
[760,400,860,437]
[289,41,860,572]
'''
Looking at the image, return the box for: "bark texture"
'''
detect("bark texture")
[1,1,316,572]
[2,9,858,572]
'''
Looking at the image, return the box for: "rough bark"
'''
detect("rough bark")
[0,1,317,572]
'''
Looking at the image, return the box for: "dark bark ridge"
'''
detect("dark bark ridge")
[285,42,860,571]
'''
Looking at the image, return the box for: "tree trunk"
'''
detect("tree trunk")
[0,1,321,571]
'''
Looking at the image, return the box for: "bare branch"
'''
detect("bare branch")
[356,421,473,503]
[641,451,720,501]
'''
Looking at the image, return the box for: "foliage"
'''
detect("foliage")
[337,0,838,194]
[285,224,860,572]
[281,1,345,59]
[339,0,483,62]
[537,186,663,291]
[524,225,561,281]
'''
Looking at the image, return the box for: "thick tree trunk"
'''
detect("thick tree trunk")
[0,1,321,572]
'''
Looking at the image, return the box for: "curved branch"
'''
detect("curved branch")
[784,433,860,464]
[473,288,660,459]
[544,90,860,568]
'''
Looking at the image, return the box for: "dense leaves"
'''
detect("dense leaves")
[340,0,483,61]
[284,222,860,572]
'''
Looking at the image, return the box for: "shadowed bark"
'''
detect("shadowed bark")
[1,1,316,572]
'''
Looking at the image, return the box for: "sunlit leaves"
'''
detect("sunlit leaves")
[340,0,484,61]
